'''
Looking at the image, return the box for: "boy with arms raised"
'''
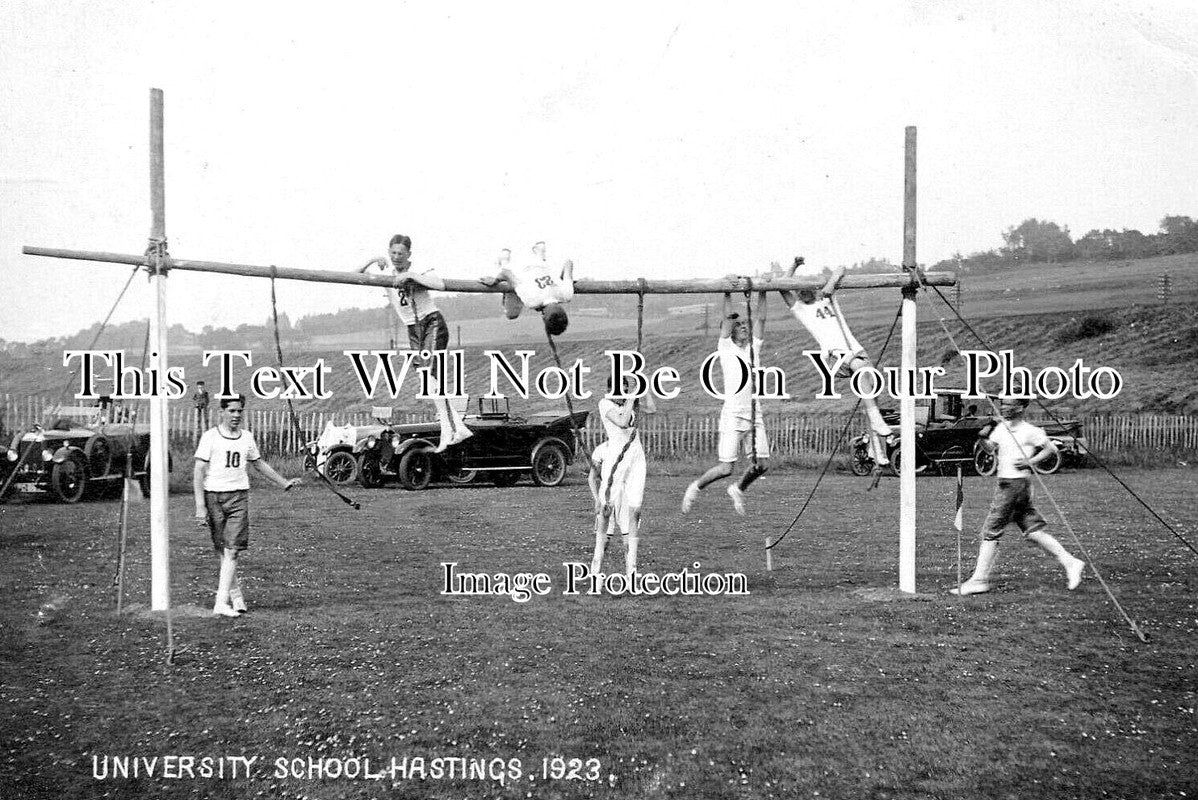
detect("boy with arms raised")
[780,257,893,467]
[682,292,769,516]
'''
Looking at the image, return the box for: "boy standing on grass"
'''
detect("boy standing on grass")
[682,292,769,516]
[194,395,300,617]
[952,397,1086,595]
[192,380,210,437]
[479,241,575,336]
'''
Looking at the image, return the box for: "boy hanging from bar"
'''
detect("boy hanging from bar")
[682,291,770,516]
[359,234,471,452]
[780,256,893,467]
[479,241,574,337]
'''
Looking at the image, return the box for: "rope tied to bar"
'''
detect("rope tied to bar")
[742,277,760,469]
[144,236,170,278]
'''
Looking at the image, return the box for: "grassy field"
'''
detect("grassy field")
[1,465,1194,799]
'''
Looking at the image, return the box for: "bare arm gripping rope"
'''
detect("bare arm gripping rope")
[598,280,650,507]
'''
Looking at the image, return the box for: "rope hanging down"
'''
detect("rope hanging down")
[934,308,1149,642]
[742,280,761,471]
[543,330,594,468]
[600,282,649,508]
[270,269,360,510]
[766,302,904,551]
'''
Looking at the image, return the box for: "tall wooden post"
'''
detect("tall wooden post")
[899,126,918,593]
[148,88,172,611]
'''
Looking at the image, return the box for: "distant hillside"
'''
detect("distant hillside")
[2,254,1195,415]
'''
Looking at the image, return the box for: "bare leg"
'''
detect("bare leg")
[229,569,247,612]
[214,548,240,616]
[623,508,641,579]
[590,510,612,575]
[951,539,998,595]
[1027,530,1086,589]
[683,461,732,513]
[502,292,524,320]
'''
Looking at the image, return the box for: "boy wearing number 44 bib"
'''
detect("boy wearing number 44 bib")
[781,257,893,468]
[194,396,300,618]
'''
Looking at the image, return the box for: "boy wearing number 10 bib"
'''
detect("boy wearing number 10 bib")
[194,396,300,618]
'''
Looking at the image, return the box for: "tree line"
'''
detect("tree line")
[932,214,1198,271]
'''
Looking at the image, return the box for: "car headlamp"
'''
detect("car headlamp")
[366,436,377,449]
[41,448,54,462]
[5,449,16,462]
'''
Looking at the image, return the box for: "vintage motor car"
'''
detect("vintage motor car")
[1,397,159,503]
[849,389,1088,477]
[304,399,589,490]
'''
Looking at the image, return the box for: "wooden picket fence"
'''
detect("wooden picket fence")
[5,393,1198,461]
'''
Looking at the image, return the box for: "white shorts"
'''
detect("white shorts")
[718,411,769,463]
[593,439,646,533]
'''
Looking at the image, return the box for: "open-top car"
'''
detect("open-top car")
[1,397,160,503]
[305,399,588,490]
[849,389,1088,477]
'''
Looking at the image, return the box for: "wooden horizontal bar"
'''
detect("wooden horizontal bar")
[22,246,956,293]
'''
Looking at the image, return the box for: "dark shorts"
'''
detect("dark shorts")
[407,311,449,352]
[205,490,249,552]
[981,478,1047,541]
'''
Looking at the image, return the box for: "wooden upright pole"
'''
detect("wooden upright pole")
[898,126,918,594]
[148,88,171,611]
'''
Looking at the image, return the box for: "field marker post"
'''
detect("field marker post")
[148,88,172,611]
[899,126,918,594]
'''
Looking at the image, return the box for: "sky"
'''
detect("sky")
[1,0,1196,343]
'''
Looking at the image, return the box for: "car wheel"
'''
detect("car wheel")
[973,442,997,477]
[51,454,88,503]
[84,435,113,477]
[490,470,521,487]
[357,455,384,488]
[889,448,928,478]
[849,445,874,477]
[444,466,478,485]
[397,448,433,491]
[1035,448,1062,475]
[136,451,172,499]
[323,450,358,484]
[530,441,569,487]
